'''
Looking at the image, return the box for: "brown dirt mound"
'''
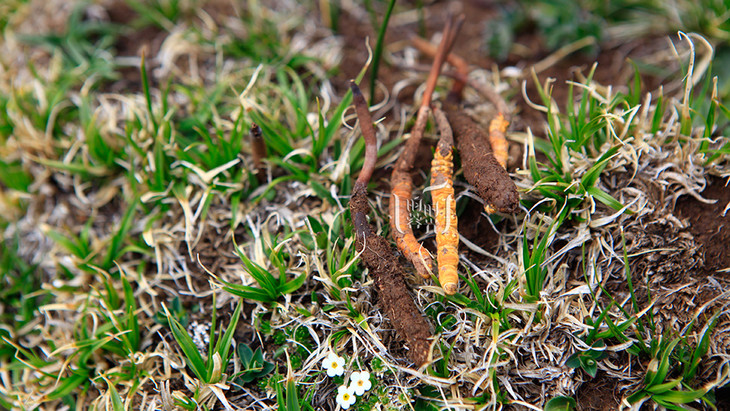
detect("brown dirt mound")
[676,175,730,277]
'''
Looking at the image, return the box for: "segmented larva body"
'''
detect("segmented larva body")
[431,147,459,295]
[389,174,433,279]
[489,113,509,169]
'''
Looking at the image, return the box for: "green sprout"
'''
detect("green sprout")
[233,343,275,385]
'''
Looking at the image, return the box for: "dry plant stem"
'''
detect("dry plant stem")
[389,16,464,279]
[431,107,459,294]
[250,123,267,182]
[349,82,432,366]
[444,103,519,214]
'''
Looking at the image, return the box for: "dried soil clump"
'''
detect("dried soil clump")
[443,103,520,213]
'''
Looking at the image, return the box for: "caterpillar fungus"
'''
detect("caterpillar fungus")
[431,107,459,294]
[389,16,463,280]
[390,166,434,279]
[349,81,432,365]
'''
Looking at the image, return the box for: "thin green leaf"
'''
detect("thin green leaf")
[286,376,300,411]
[107,380,125,411]
[646,378,683,394]
[649,338,681,386]
[586,186,627,212]
[580,146,619,189]
[103,196,138,269]
[544,396,576,411]
[213,298,243,366]
[164,303,207,381]
[46,368,89,401]
[652,387,708,404]
[369,0,396,105]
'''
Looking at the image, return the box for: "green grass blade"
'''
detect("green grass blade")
[121,273,140,352]
[218,279,275,303]
[45,229,87,260]
[278,273,307,295]
[234,248,279,298]
[652,387,708,404]
[140,53,158,131]
[580,146,619,189]
[286,375,300,411]
[164,304,207,381]
[275,373,286,410]
[213,298,243,364]
[34,158,109,177]
[646,378,683,394]
[369,0,396,105]
[107,379,125,411]
[102,196,138,270]
[586,186,626,212]
[0,161,32,192]
[46,368,90,401]
[686,311,721,380]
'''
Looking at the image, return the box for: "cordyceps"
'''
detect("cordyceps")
[431,107,459,295]
[389,15,464,292]
[412,31,518,214]
[349,81,431,366]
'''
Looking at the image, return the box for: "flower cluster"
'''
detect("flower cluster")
[322,352,372,410]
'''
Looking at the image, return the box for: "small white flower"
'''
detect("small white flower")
[336,385,356,409]
[322,352,345,377]
[349,370,372,396]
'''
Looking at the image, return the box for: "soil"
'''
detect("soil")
[104,1,167,93]
[676,175,730,277]
[716,384,730,411]
[574,371,622,411]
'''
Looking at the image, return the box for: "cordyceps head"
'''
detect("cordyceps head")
[442,282,458,295]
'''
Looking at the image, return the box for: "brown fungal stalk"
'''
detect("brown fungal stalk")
[389,16,464,280]
[249,123,267,181]
[349,81,431,366]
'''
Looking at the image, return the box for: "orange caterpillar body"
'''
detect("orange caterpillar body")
[489,113,509,169]
[389,174,433,279]
[431,146,459,294]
